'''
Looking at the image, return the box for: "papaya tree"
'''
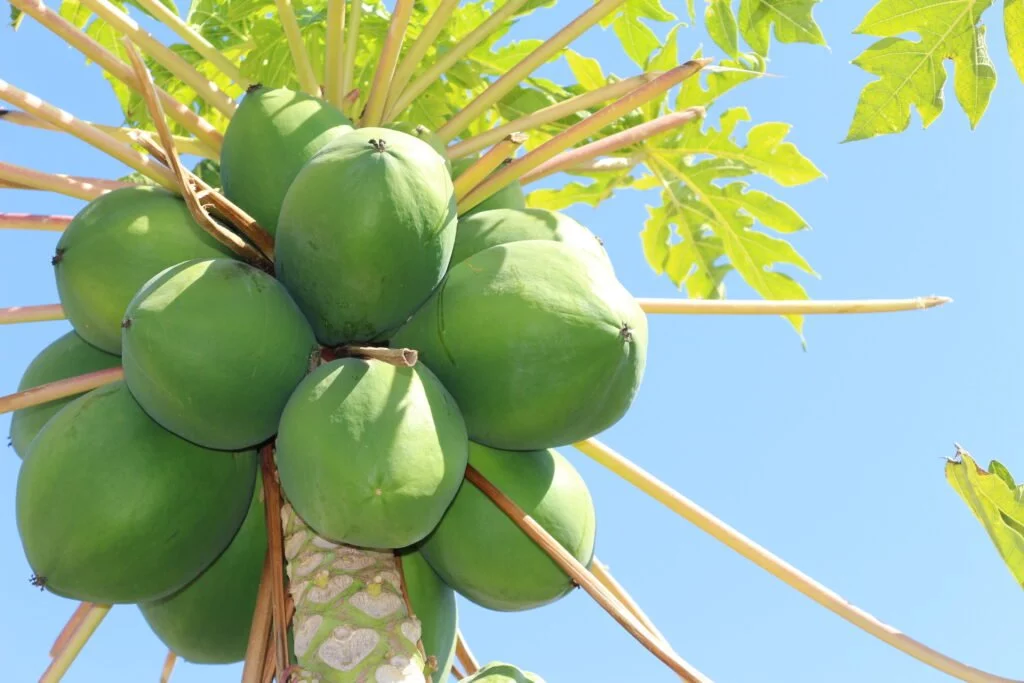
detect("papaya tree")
[0,1,1019,682]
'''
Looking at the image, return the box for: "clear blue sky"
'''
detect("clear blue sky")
[1,2,1022,681]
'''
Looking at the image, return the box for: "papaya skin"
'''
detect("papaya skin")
[276,127,457,344]
[220,85,354,235]
[419,443,596,612]
[16,381,257,604]
[393,240,647,451]
[53,186,236,353]
[8,331,120,459]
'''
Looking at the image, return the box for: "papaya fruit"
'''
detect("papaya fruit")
[122,258,317,450]
[53,186,237,354]
[449,207,611,268]
[276,358,468,549]
[220,85,354,235]
[385,121,450,170]
[464,662,545,683]
[276,127,458,344]
[8,331,119,459]
[16,381,257,604]
[139,471,267,664]
[419,443,596,612]
[392,240,647,450]
[399,549,458,682]
[451,157,527,217]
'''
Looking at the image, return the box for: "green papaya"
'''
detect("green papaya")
[385,121,450,170]
[399,549,458,682]
[122,258,317,450]
[392,240,647,450]
[464,662,545,683]
[449,207,611,268]
[53,186,236,353]
[220,85,354,234]
[419,443,596,612]
[139,472,267,664]
[451,157,527,217]
[276,358,468,549]
[16,381,257,603]
[276,127,458,344]
[8,331,120,459]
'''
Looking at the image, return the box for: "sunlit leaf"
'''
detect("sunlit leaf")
[677,50,767,109]
[1005,0,1024,83]
[613,5,660,66]
[10,5,24,29]
[566,50,605,91]
[737,0,825,55]
[706,0,740,58]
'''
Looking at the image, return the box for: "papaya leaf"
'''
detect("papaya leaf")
[10,5,23,29]
[613,5,661,67]
[946,448,1024,589]
[736,0,826,55]
[526,170,637,211]
[677,50,767,109]
[846,0,997,142]
[566,50,606,91]
[640,197,731,299]
[191,158,221,188]
[1006,0,1024,83]
[706,0,740,58]
[627,0,676,23]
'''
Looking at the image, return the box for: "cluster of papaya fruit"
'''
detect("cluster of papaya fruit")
[10,84,647,680]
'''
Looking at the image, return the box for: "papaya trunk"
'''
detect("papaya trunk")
[281,503,428,682]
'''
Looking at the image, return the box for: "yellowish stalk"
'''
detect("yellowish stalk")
[435,0,626,142]
[0,80,178,189]
[75,0,237,117]
[384,0,532,122]
[39,604,111,683]
[591,558,672,647]
[0,304,66,324]
[454,133,525,201]
[573,438,1021,683]
[0,367,125,415]
[446,73,658,159]
[637,296,952,315]
[323,0,346,105]
[0,213,73,231]
[457,60,709,213]
[0,161,132,201]
[454,630,480,676]
[520,108,705,185]
[9,0,224,153]
[340,0,363,106]
[361,0,415,127]
[129,0,249,87]
[0,109,215,158]
[160,650,177,682]
[384,0,460,119]
[275,0,320,96]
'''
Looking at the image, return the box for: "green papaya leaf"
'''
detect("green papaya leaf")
[706,0,740,58]
[10,4,23,29]
[613,6,661,66]
[1006,0,1024,83]
[737,0,826,55]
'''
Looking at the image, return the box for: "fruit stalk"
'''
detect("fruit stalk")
[453,133,526,201]
[323,0,346,105]
[457,59,711,213]
[464,465,710,683]
[384,0,461,120]
[384,0,532,121]
[0,367,124,414]
[49,602,94,658]
[160,650,176,682]
[274,0,320,96]
[8,0,224,152]
[0,213,70,231]
[0,303,66,325]
[519,108,705,185]
[325,345,419,368]
[340,0,363,110]
[0,161,133,201]
[454,631,480,675]
[637,296,952,315]
[361,0,415,127]
[572,439,1020,683]
[241,553,274,683]
[445,72,661,160]
[591,558,672,647]
[260,448,291,682]
[39,604,111,683]
[435,0,627,142]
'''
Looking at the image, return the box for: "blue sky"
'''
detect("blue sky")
[1,2,1022,682]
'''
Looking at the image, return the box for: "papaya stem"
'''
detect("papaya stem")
[457,60,711,213]
[123,40,273,269]
[160,650,177,682]
[0,79,178,189]
[384,0,533,122]
[454,133,526,201]
[75,0,237,117]
[520,108,705,185]
[591,558,673,650]
[0,161,133,201]
[572,439,1021,683]
[637,296,952,315]
[241,553,275,683]
[0,304,66,325]
[0,108,216,159]
[127,0,249,87]
[260,446,291,683]
[464,465,710,683]
[9,0,224,153]
[452,665,467,680]
[327,345,419,367]
[323,0,346,106]
[39,604,111,683]
[49,602,94,658]
[454,631,480,676]
[435,0,626,143]
[445,73,661,160]
[383,0,460,122]
[0,367,124,415]
[274,0,320,96]
[361,0,415,127]
[340,0,363,113]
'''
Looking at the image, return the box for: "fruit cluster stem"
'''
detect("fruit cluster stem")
[0,160,133,201]
[637,296,952,316]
